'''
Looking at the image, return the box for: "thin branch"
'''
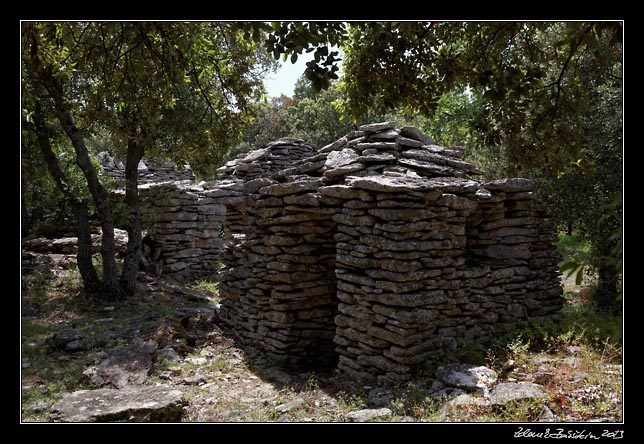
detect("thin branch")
[191,64,225,128]
[533,23,595,140]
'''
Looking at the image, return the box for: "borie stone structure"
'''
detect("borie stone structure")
[117,122,563,383]
[214,122,563,383]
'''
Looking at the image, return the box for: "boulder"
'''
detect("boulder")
[83,340,157,389]
[50,385,185,422]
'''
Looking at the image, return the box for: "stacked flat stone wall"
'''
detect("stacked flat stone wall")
[320,176,562,384]
[217,123,564,382]
[218,176,339,366]
[136,182,225,278]
[97,152,195,184]
[101,123,564,380]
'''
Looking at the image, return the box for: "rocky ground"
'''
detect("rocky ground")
[21,251,622,423]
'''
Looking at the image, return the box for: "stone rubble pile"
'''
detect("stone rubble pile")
[272,121,481,183]
[215,138,316,182]
[214,138,317,239]
[218,122,564,382]
[97,151,195,184]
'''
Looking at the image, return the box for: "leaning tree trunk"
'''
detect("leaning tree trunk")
[71,199,103,295]
[29,100,101,294]
[119,138,145,296]
[39,68,124,300]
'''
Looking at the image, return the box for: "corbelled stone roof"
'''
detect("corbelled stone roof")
[270,121,483,184]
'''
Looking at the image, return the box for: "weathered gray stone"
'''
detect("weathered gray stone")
[471,244,531,260]
[47,329,86,351]
[435,364,498,391]
[345,135,368,148]
[370,129,400,140]
[489,382,547,405]
[50,385,185,422]
[319,185,373,201]
[324,148,359,169]
[475,188,492,199]
[154,346,181,365]
[25,399,51,414]
[319,136,348,153]
[357,153,397,163]
[83,340,157,389]
[262,179,322,196]
[354,142,398,152]
[484,178,534,192]
[396,136,425,148]
[399,126,436,145]
[183,374,208,385]
[437,194,477,211]
[214,125,563,383]
[506,303,528,318]
[346,408,392,422]
[398,158,456,176]
[368,388,395,407]
[22,237,53,252]
[346,175,413,193]
[448,393,491,407]
[359,121,397,132]
[357,354,409,373]
[275,398,305,413]
[368,207,436,221]
[245,178,276,194]
[323,163,366,179]
[538,405,560,422]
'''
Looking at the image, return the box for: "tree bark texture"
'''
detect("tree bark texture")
[38,69,124,300]
[29,101,101,294]
[119,138,145,296]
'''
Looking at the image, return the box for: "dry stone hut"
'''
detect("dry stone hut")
[106,139,315,279]
[217,122,564,383]
[97,151,195,184]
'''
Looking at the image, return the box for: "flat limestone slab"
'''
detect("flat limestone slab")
[489,382,547,405]
[435,364,498,391]
[50,385,185,422]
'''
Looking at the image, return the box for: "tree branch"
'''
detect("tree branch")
[533,23,595,139]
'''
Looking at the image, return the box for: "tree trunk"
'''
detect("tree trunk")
[72,199,102,295]
[21,196,31,236]
[39,69,125,300]
[591,214,621,313]
[29,100,101,294]
[119,138,145,296]
[595,263,619,313]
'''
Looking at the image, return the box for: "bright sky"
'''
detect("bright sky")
[264,53,314,98]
